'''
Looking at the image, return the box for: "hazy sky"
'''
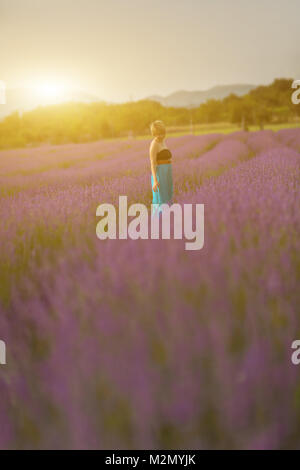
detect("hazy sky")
[1,0,300,102]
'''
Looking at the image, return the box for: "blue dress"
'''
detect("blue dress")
[151,148,173,216]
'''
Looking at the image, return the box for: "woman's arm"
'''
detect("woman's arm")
[149,140,159,192]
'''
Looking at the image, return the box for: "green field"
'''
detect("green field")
[135,121,300,141]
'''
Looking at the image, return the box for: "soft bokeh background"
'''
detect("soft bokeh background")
[1,0,300,100]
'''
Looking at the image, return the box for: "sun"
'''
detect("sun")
[34,80,67,104]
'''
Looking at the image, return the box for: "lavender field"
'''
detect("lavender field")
[0,128,300,449]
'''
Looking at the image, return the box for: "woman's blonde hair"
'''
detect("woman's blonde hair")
[150,120,166,141]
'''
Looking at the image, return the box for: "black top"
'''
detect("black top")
[156,148,172,163]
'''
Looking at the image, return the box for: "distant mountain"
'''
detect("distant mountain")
[0,87,101,119]
[146,84,255,108]
[0,84,256,120]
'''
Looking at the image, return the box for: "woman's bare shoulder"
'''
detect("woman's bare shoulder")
[149,138,159,151]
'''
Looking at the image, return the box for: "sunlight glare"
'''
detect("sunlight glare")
[34,81,66,103]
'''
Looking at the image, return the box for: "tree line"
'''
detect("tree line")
[0,78,299,149]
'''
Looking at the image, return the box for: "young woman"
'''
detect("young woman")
[149,120,173,215]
